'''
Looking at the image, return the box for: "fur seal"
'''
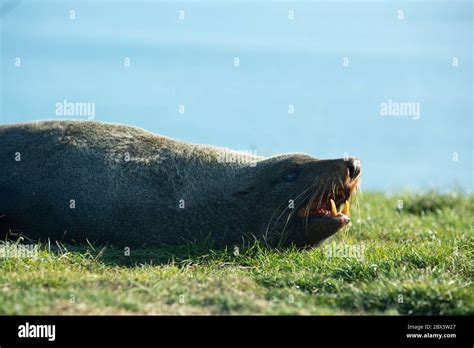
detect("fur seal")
[0,121,361,248]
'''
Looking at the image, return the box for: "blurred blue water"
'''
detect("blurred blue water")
[1,0,472,192]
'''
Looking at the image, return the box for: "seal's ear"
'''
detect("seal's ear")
[232,186,255,197]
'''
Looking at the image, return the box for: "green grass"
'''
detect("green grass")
[0,192,472,315]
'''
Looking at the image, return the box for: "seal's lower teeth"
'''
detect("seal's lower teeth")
[330,198,338,216]
[342,200,350,216]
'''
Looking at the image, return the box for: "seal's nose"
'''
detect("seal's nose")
[345,157,361,180]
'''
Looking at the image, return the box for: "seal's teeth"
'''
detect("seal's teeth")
[330,198,337,216]
[342,200,350,216]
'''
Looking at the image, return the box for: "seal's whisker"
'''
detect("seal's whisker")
[305,175,329,220]
[268,186,310,228]
[338,177,345,195]
[266,185,313,244]
[264,199,291,242]
[303,182,323,232]
[283,178,321,239]
[279,186,315,245]
[316,177,330,208]
[354,182,363,222]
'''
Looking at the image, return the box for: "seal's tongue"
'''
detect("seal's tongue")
[299,197,351,226]
[304,198,351,219]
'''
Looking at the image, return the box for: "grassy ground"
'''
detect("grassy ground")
[0,192,472,315]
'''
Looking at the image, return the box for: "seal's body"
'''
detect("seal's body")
[0,121,361,248]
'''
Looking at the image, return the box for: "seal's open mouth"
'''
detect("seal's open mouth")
[266,156,362,248]
[298,191,352,225]
[297,157,362,228]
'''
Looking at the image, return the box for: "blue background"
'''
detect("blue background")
[1,0,472,192]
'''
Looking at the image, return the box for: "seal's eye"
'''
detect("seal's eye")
[283,170,301,182]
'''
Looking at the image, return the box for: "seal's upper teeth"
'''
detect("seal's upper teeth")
[330,198,337,216]
[342,200,350,216]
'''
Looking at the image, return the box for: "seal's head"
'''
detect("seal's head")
[233,155,361,248]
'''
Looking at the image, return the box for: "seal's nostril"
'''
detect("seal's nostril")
[345,158,361,180]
